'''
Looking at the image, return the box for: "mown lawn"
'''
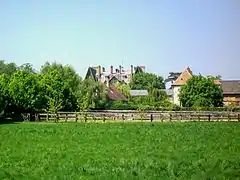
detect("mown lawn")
[0,122,239,180]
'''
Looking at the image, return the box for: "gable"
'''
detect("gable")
[107,85,127,101]
[134,66,143,74]
[85,67,97,81]
[109,76,121,84]
[172,67,193,86]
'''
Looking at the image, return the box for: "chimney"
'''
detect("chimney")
[140,66,145,72]
[97,65,101,79]
[110,65,113,74]
[119,65,122,81]
[98,65,101,75]
[119,65,122,74]
[131,65,133,76]
[102,67,105,72]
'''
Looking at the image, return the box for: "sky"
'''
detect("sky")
[0,0,239,79]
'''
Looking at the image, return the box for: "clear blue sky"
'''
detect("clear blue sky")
[0,0,239,79]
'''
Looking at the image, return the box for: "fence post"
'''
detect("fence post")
[65,113,68,122]
[57,113,59,122]
[228,114,230,122]
[150,114,153,122]
[35,113,39,122]
[122,114,125,121]
[238,114,240,122]
[208,114,211,122]
[169,114,172,122]
[75,113,78,122]
[103,114,106,122]
[84,113,87,122]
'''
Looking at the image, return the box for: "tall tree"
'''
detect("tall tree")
[40,68,65,112]
[179,75,223,107]
[129,72,165,91]
[40,62,82,111]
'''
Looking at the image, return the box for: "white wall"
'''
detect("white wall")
[173,86,181,106]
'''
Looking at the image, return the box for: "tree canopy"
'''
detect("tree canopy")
[78,78,107,110]
[179,75,223,108]
[129,72,165,91]
[0,60,229,120]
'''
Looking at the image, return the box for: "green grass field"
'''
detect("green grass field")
[0,122,240,180]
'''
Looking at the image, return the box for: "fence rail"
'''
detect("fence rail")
[20,111,240,122]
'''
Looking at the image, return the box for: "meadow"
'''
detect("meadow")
[0,122,239,180]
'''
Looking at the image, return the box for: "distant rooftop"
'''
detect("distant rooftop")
[130,90,149,96]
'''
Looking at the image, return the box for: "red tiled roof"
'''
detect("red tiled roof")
[172,67,193,86]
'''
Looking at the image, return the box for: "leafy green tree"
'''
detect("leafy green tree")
[78,78,107,110]
[179,75,223,107]
[0,60,18,77]
[40,68,65,113]
[8,68,42,113]
[114,81,131,99]
[40,62,82,111]
[0,74,9,115]
[129,72,165,91]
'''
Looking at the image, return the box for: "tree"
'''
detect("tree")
[0,60,18,77]
[40,68,65,113]
[129,72,165,91]
[114,81,131,99]
[0,74,9,115]
[8,68,42,113]
[179,75,223,107]
[77,78,107,110]
[40,62,82,111]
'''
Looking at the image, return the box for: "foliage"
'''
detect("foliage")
[0,74,9,115]
[78,78,107,110]
[40,68,65,113]
[128,89,172,110]
[0,60,18,77]
[129,72,165,91]
[179,75,223,108]
[0,123,239,179]
[41,62,82,111]
[0,60,233,114]
[106,101,136,110]
[114,81,131,99]
[40,62,82,111]
[8,68,42,112]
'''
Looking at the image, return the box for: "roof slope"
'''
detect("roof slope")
[85,67,97,81]
[107,85,127,101]
[130,90,149,96]
[220,80,240,94]
[172,67,193,86]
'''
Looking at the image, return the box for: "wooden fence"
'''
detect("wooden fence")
[20,110,240,122]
